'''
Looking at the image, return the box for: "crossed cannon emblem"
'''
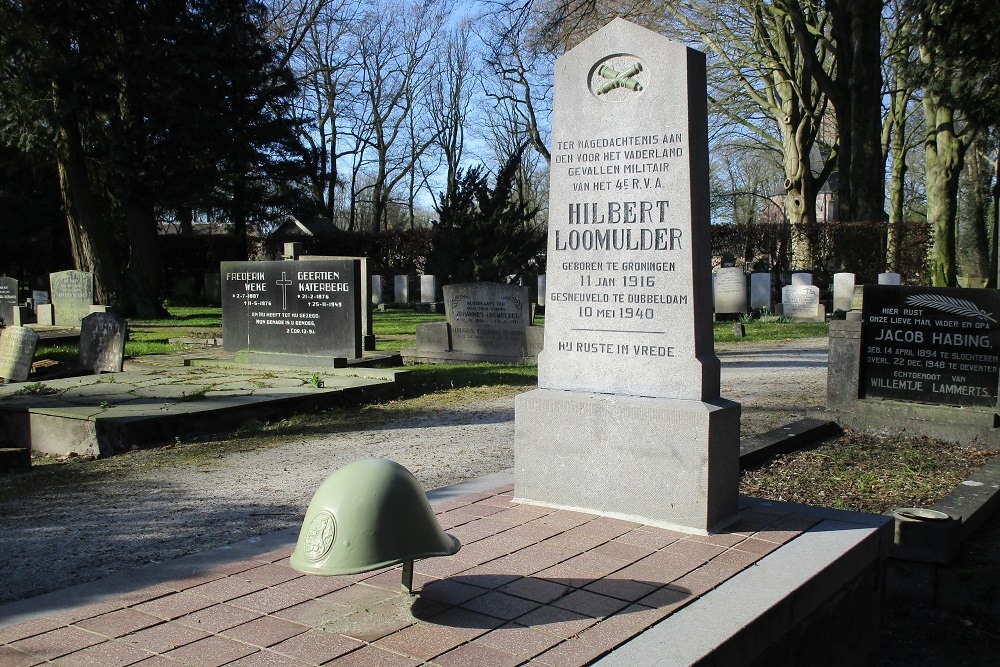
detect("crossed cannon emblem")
[595,61,644,95]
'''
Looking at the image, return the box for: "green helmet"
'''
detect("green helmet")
[290,458,460,576]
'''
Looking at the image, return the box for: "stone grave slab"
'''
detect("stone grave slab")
[371,275,384,304]
[791,272,813,286]
[750,273,772,310]
[31,290,49,313]
[832,272,855,313]
[394,275,409,303]
[878,272,901,285]
[515,18,739,533]
[781,285,821,322]
[405,283,542,363]
[713,267,747,314]
[49,270,94,327]
[0,326,39,382]
[420,275,437,303]
[221,259,362,362]
[79,312,128,373]
[0,276,19,326]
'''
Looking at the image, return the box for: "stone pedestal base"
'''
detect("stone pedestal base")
[514,389,740,533]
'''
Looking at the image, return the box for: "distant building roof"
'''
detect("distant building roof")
[271,215,338,240]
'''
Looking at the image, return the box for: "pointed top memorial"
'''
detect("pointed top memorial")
[538,18,718,401]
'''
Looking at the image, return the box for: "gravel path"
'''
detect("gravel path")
[0,338,828,604]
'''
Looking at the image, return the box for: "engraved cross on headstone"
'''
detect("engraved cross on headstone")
[276,272,293,312]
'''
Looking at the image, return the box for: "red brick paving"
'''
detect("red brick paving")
[0,484,816,666]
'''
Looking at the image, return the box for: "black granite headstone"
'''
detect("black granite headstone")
[221,259,362,359]
[861,285,1000,407]
[0,276,18,326]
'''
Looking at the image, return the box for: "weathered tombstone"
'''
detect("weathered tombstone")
[781,285,821,322]
[0,277,19,326]
[832,272,856,313]
[750,272,772,310]
[79,312,127,373]
[420,275,437,303]
[515,19,739,532]
[36,304,55,326]
[32,291,50,313]
[371,275,384,305]
[537,274,546,307]
[221,259,362,362]
[791,272,813,286]
[445,283,531,357]
[878,272,901,285]
[713,267,748,314]
[0,326,39,382]
[851,285,865,311]
[393,275,409,303]
[49,270,94,327]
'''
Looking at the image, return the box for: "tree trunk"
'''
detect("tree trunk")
[923,98,971,287]
[780,113,816,270]
[958,140,991,286]
[230,176,249,260]
[178,208,193,235]
[54,110,124,310]
[885,90,909,272]
[847,0,885,222]
[124,195,167,317]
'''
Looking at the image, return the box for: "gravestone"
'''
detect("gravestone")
[300,255,375,351]
[878,272,901,285]
[32,291,49,313]
[781,285,821,322]
[49,270,94,327]
[713,267,747,314]
[221,259,362,362]
[750,273,772,310]
[393,275,409,303]
[537,274,546,307]
[371,275,384,305]
[832,272,856,313]
[407,283,542,363]
[0,326,39,382]
[515,19,739,532]
[420,275,437,303]
[851,285,865,311]
[791,272,813,286]
[36,304,55,326]
[0,277,18,326]
[862,286,1000,407]
[79,312,128,373]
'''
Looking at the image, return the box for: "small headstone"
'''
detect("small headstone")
[444,283,532,357]
[791,272,813,286]
[393,275,409,303]
[420,275,437,304]
[49,270,94,327]
[750,273,772,310]
[832,272,856,313]
[0,277,19,326]
[0,326,39,382]
[878,272,901,285]
[850,285,864,311]
[36,304,55,326]
[713,267,748,314]
[32,291,50,313]
[537,274,546,307]
[79,312,127,373]
[221,259,362,359]
[732,321,745,339]
[371,275,384,305]
[781,285,821,322]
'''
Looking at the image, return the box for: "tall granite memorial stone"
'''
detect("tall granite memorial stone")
[221,259,362,363]
[515,19,739,532]
[49,270,94,327]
